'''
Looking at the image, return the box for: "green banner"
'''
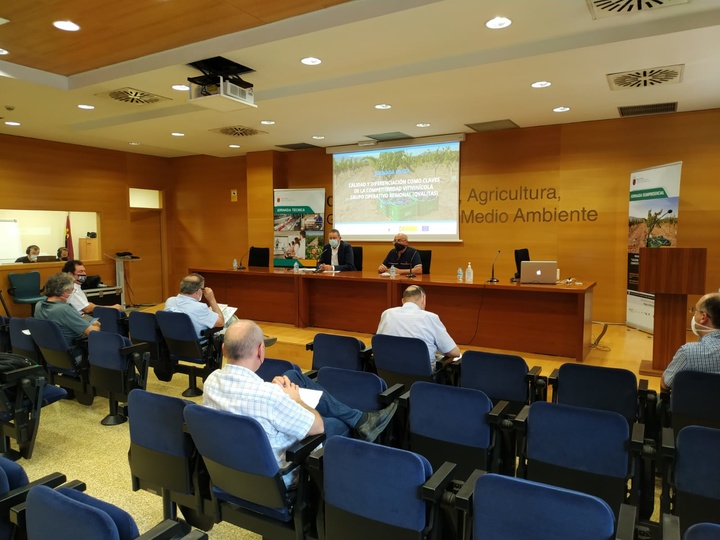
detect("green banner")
[629,188,669,201]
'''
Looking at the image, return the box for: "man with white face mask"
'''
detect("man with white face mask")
[164,273,224,338]
[317,229,356,272]
[63,259,122,315]
[662,292,720,389]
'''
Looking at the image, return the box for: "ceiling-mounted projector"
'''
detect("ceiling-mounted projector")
[186,56,257,112]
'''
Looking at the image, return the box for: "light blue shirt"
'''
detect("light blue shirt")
[377,302,457,368]
[663,331,720,387]
[164,294,219,338]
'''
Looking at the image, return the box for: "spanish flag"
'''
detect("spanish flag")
[65,214,75,259]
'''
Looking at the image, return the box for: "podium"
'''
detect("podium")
[114,257,142,308]
[638,247,706,375]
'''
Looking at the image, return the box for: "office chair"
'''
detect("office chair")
[661,425,720,535]
[515,401,640,518]
[457,473,622,540]
[128,389,213,531]
[155,311,222,397]
[8,318,39,362]
[94,306,129,337]
[513,248,530,279]
[417,250,432,275]
[7,273,46,317]
[25,485,207,540]
[317,435,455,540]
[128,311,173,382]
[307,332,369,372]
[0,355,66,459]
[255,357,302,382]
[247,246,270,267]
[24,318,95,406]
[351,246,363,271]
[88,332,149,425]
[183,403,324,540]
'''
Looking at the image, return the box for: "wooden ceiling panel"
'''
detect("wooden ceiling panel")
[0,0,353,75]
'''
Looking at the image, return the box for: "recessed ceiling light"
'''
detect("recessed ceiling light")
[171,132,185,137]
[416,123,431,128]
[375,104,392,110]
[129,142,141,146]
[531,81,552,88]
[0,49,8,56]
[260,120,275,125]
[53,20,80,31]
[301,57,322,66]
[229,144,240,148]
[172,84,189,91]
[553,106,570,113]
[5,121,20,126]
[486,16,511,29]
[312,136,325,140]
[77,104,95,110]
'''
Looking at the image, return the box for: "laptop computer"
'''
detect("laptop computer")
[520,261,558,284]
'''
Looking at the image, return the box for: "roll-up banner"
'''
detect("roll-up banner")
[273,188,326,268]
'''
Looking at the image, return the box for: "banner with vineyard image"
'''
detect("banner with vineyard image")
[273,188,325,268]
[626,162,682,333]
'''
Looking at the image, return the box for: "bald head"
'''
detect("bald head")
[699,293,720,328]
[223,320,265,368]
[402,285,426,309]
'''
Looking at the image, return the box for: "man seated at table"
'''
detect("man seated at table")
[203,319,398,485]
[662,292,720,390]
[34,273,101,364]
[317,228,356,272]
[378,233,422,275]
[63,260,123,315]
[377,285,461,370]
[164,273,224,338]
[15,245,40,264]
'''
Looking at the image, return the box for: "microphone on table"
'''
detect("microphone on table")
[237,249,249,270]
[315,247,329,273]
[487,250,500,283]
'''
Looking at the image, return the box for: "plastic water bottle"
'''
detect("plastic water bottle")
[232,258,238,271]
[293,261,299,273]
[465,262,474,283]
[389,264,396,278]
[457,267,463,282]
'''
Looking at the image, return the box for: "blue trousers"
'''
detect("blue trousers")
[284,370,362,437]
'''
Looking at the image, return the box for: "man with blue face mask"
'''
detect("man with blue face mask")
[662,292,720,389]
[317,229,356,272]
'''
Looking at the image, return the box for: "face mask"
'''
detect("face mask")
[394,242,405,251]
[28,254,38,261]
[691,316,713,336]
[329,239,339,248]
[76,275,87,283]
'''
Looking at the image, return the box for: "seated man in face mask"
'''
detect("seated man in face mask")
[15,245,40,263]
[63,260,123,315]
[317,229,356,272]
[378,233,422,275]
[662,292,720,390]
[35,273,101,363]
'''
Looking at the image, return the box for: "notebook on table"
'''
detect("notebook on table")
[520,261,558,284]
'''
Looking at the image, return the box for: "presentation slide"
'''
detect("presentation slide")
[332,141,460,242]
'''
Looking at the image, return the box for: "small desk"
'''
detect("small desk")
[190,268,595,361]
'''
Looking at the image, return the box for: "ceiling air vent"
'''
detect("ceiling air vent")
[97,88,170,105]
[618,102,677,117]
[607,65,683,90]
[466,119,519,133]
[211,126,267,137]
[586,0,689,19]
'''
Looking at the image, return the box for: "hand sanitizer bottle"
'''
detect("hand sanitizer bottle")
[457,267,463,282]
[465,262,474,283]
[293,261,299,273]
[389,264,396,278]
[232,258,238,271]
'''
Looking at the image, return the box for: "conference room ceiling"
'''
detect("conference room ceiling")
[0,0,719,159]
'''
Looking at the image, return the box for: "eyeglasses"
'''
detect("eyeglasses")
[689,306,706,315]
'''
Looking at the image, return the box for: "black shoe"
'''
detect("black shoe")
[355,402,398,442]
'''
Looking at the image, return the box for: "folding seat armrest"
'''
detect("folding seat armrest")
[638,379,649,394]
[660,427,675,459]
[614,504,637,540]
[379,383,404,404]
[200,327,222,338]
[513,405,530,432]
[548,368,559,400]
[181,531,209,540]
[304,369,318,380]
[285,433,326,466]
[305,342,314,352]
[453,469,486,513]
[59,480,87,491]
[306,447,324,475]
[661,514,681,540]
[120,342,151,357]
[487,400,511,426]
[398,389,411,409]
[421,462,456,504]
[135,518,187,540]
[630,422,646,454]
[527,366,542,379]
[7,473,70,528]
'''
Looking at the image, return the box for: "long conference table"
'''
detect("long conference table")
[190,268,596,362]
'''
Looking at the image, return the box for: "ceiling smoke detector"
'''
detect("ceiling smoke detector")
[97,88,170,105]
[211,125,268,137]
[586,0,689,19]
[607,65,683,90]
